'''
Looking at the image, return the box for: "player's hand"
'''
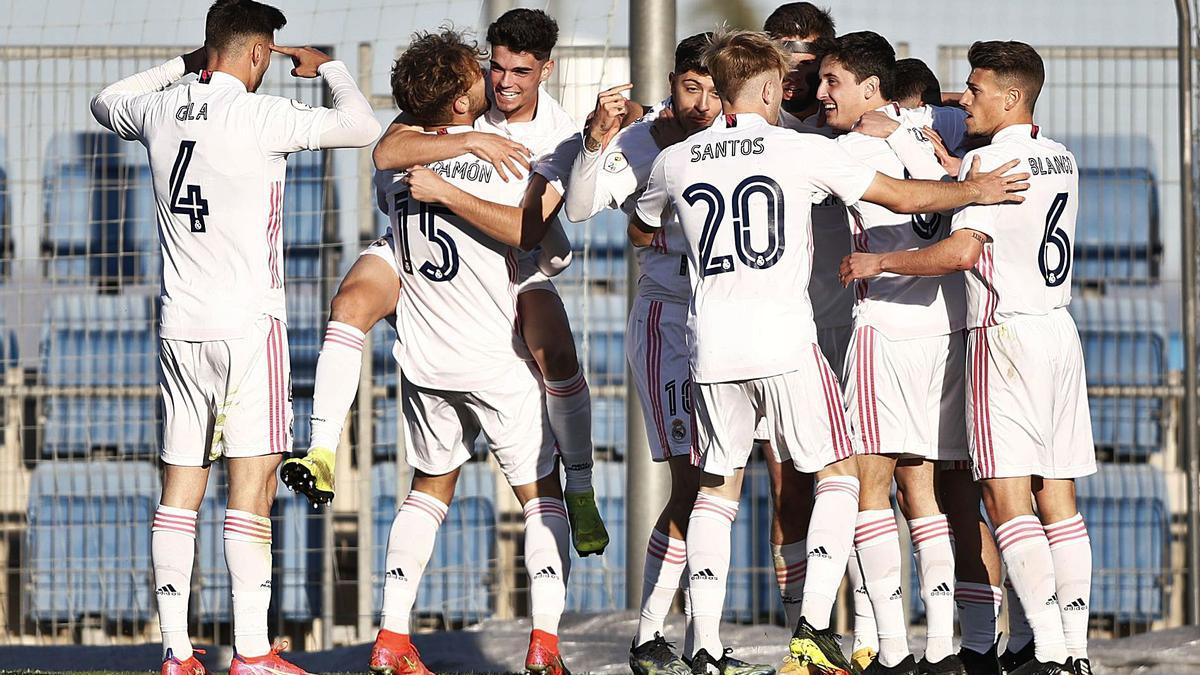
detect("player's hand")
[465,132,532,182]
[585,83,633,149]
[650,105,688,149]
[852,110,900,138]
[182,46,207,75]
[270,44,333,78]
[403,166,451,204]
[922,126,962,177]
[839,252,884,286]
[965,157,1030,205]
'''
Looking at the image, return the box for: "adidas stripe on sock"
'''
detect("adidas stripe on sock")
[772,539,807,629]
[381,491,448,634]
[855,509,908,668]
[524,498,571,635]
[309,321,365,452]
[801,476,859,630]
[544,369,594,494]
[224,510,272,658]
[996,515,1067,665]
[954,582,1002,654]
[1045,512,1091,659]
[637,529,687,645]
[687,492,739,656]
[153,505,197,660]
[910,514,955,663]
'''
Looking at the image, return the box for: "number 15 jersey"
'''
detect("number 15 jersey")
[636,112,876,384]
[950,124,1079,328]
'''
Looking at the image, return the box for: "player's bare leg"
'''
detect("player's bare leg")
[764,445,815,629]
[787,456,859,675]
[1033,478,1091,670]
[372,468,460,675]
[895,460,959,674]
[155,465,211,674]
[939,466,1004,673]
[981,478,1069,671]
[282,254,400,505]
[518,288,608,556]
[512,465,574,675]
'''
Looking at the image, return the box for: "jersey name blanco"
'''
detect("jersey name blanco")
[951,124,1079,328]
[636,112,876,383]
[839,104,966,339]
[384,127,529,391]
[99,70,331,340]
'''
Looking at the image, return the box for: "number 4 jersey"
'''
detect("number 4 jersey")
[950,124,1079,328]
[380,126,530,392]
[636,112,876,383]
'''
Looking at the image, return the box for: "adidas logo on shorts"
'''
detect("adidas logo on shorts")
[807,546,832,560]
[889,587,903,600]
[534,566,559,580]
[156,584,181,597]
[386,567,407,581]
[931,582,953,597]
[690,568,718,581]
[1064,597,1088,611]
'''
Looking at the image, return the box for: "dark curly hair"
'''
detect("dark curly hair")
[391,28,486,125]
[205,0,286,53]
[486,8,558,61]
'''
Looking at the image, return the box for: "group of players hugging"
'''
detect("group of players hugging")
[90,1,1096,675]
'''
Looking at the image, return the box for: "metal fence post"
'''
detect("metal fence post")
[626,0,676,610]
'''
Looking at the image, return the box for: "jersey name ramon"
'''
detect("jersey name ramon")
[384,126,530,392]
[636,112,875,384]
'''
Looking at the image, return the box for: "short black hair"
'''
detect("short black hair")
[824,31,896,100]
[763,2,835,41]
[204,0,286,53]
[894,58,941,106]
[675,32,713,75]
[486,8,558,61]
[967,40,1045,112]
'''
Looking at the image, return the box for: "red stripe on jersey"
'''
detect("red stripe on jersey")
[724,113,737,127]
[199,70,213,84]
[1031,124,1039,139]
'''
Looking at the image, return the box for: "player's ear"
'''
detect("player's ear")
[1004,86,1021,112]
[864,74,880,100]
[453,93,470,115]
[539,58,555,84]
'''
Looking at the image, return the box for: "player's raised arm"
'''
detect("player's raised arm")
[860,156,1028,214]
[372,117,533,179]
[264,44,381,150]
[406,168,561,251]
[90,47,206,140]
[566,83,632,222]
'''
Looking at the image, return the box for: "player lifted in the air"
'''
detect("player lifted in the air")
[816,31,966,675]
[841,41,1094,675]
[367,28,575,675]
[634,28,1027,675]
[89,1,380,674]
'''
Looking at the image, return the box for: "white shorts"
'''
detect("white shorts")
[817,323,853,385]
[360,228,401,275]
[159,316,292,467]
[693,345,857,476]
[401,360,557,486]
[844,326,969,461]
[627,296,692,461]
[967,309,1097,481]
[359,231,556,297]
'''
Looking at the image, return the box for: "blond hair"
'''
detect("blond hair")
[702,27,789,102]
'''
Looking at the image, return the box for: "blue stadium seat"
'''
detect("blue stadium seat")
[1075,463,1169,620]
[25,461,158,622]
[371,462,497,624]
[41,293,158,457]
[197,467,323,622]
[1069,296,1167,457]
[1073,168,1161,283]
[592,395,626,455]
[572,209,628,254]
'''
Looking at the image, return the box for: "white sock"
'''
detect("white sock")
[995,516,1067,664]
[855,509,908,667]
[381,491,448,634]
[153,505,197,660]
[544,369,594,493]
[1045,513,1091,659]
[637,529,688,645]
[687,492,739,656]
[910,514,955,663]
[1004,578,1033,653]
[847,547,879,653]
[955,582,1002,654]
[801,476,859,630]
[309,321,365,452]
[772,540,806,629]
[524,497,571,634]
[683,575,695,659]
[224,510,273,658]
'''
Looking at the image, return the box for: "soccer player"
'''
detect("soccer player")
[634,28,1027,675]
[282,8,608,557]
[89,1,380,673]
[366,28,573,675]
[565,33,723,675]
[841,41,1094,675]
[817,31,966,675]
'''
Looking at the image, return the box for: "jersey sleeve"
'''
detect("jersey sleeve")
[257,95,331,154]
[634,152,671,230]
[533,132,582,195]
[806,136,877,207]
[90,56,186,141]
[949,149,1002,240]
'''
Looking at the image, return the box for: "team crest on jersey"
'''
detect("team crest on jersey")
[290,99,312,111]
[603,152,628,173]
[671,418,686,442]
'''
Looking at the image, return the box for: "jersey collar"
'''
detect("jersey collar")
[197,69,247,92]
[713,112,769,131]
[484,86,548,130]
[992,123,1040,142]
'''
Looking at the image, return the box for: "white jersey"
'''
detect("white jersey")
[92,63,363,341]
[951,124,1078,328]
[636,112,876,383]
[839,104,965,339]
[480,86,580,195]
[383,126,529,391]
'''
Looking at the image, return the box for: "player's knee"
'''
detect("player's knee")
[538,347,580,381]
[329,286,385,331]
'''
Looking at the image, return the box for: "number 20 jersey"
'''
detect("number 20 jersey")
[636,112,876,384]
[950,124,1079,328]
[381,126,530,392]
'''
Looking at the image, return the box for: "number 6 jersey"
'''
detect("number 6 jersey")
[380,126,531,392]
[950,124,1079,328]
[635,112,876,384]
